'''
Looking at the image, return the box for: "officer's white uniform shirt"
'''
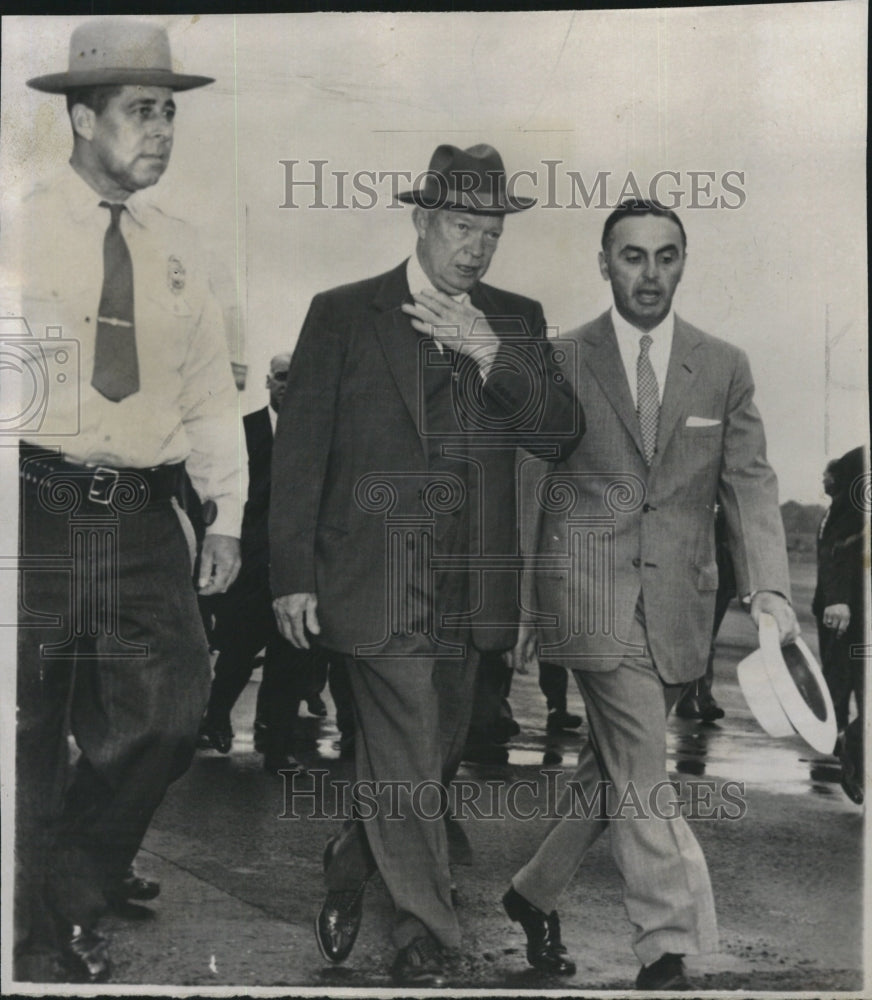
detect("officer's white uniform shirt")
[8,166,242,537]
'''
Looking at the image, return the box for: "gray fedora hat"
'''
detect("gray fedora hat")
[27,20,214,93]
[398,144,536,214]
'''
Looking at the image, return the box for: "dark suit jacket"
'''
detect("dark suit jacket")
[812,446,866,641]
[269,260,583,655]
[532,310,791,682]
[239,406,273,576]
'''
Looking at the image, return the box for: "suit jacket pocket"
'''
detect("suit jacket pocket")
[695,560,720,591]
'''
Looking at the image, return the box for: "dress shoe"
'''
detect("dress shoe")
[390,934,446,987]
[462,743,509,766]
[198,718,233,754]
[493,716,521,743]
[502,887,576,975]
[315,885,365,964]
[322,834,340,873]
[62,925,111,983]
[104,866,160,906]
[635,952,688,990]
[263,752,306,776]
[673,697,700,720]
[698,697,725,722]
[306,694,328,717]
[839,749,864,805]
[546,710,583,734]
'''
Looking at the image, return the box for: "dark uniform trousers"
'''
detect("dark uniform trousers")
[323,344,483,951]
[16,451,210,955]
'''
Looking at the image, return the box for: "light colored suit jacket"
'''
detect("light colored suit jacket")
[530,310,790,682]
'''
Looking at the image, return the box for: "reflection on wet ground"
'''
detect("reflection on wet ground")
[218,621,854,809]
[224,694,847,802]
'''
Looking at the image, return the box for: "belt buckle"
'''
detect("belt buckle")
[88,466,120,505]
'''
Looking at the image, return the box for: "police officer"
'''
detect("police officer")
[10,20,242,983]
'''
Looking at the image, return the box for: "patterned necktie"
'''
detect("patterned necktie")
[636,333,660,465]
[92,202,139,402]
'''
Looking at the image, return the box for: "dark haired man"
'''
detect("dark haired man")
[9,20,241,983]
[504,200,797,989]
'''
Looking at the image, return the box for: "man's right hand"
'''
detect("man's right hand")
[273,592,320,649]
[506,623,539,675]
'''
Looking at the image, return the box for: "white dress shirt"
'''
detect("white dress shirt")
[610,305,675,407]
[6,166,243,536]
[405,252,469,308]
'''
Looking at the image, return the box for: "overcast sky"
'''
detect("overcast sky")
[1,5,867,503]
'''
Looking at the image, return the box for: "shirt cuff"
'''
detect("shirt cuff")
[204,499,242,539]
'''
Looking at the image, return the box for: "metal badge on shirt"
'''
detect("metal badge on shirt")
[167,255,186,294]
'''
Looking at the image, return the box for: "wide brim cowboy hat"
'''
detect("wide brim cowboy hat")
[27,20,213,93]
[737,613,837,754]
[397,143,536,214]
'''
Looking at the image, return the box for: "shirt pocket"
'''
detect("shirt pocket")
[140,290,197,372]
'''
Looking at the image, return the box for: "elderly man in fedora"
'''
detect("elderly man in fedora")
[9,20,241,983]
[270,143,583,985]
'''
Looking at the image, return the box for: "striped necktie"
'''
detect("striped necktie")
[92,202,139,402]
[636,333,660,465]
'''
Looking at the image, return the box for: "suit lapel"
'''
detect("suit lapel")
[655,316,704,461]
[372,262,427,454]
[582,313,645,458]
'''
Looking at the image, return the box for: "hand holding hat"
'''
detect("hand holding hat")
[750,590,799,644]
[737,613,837,754]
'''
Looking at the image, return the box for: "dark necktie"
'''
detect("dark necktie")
[636,333,660,465]
[92,202,139,402]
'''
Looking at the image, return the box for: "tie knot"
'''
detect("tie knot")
[639,333,653,355]
[100,201,126,226]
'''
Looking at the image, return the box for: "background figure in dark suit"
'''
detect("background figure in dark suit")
[674,505,736,722]
[270,144,583,986]
[506,200,798,990]
[200,355,337,773]
[813,445,867,803]
[538,662,584,734]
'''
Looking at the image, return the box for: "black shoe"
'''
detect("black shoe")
[635,952,688,990]
[493,716,521,743]
[391,934,446,987]
[698,698,725,723]
[673,690,699,719]
[62,925,111,983]
[199,718,233,754]
[104,867,160,906]
[322,834,340,873]
[502,887,576,975]
[462,743,509,766]
[839,751,864,805]
[264,752,306,776]
[314,885,365,964]
[306,695,328,717]
[546,710,583,735]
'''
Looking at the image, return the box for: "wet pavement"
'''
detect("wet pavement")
[28,563,866,993]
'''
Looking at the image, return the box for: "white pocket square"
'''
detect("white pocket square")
[685,416,722,427]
